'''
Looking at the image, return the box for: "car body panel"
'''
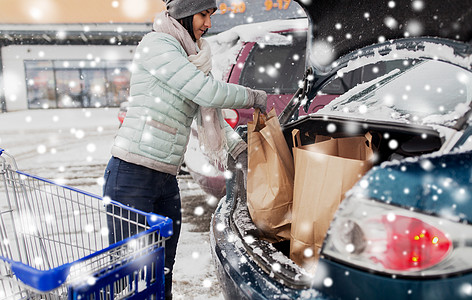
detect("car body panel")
[359,151,472,222]
[313,258,472,300]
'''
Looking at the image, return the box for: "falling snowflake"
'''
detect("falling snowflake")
[194,206,204,216]
[37,144,47,154]
[388,139,398,150]
[216,223,225,231]
[202,279,212,288]
[303,248,313,258]
[87,277,97,286]
[411,0,425,11]
[326,123,336,133]
[323,277,333,287]
[272,263,281,272]
[86,143,96,153]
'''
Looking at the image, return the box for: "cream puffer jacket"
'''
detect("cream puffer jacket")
[111,32,254,175]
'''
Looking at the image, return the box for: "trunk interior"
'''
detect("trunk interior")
[229,116,443,288]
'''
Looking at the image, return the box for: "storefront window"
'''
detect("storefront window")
[79,69,107,108]
[24,60,130,109]
[25,61,57,109]
[55,68,82,108]
[106,62,131,107]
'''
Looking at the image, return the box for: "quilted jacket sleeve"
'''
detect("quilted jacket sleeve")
[136,32,255,109]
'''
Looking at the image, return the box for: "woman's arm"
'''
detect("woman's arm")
[136,32,255,109]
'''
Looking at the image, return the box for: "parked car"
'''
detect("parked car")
[218,20,308,128]
[210,0,472,299]
[117,100,128,125]
[185,19,314,198]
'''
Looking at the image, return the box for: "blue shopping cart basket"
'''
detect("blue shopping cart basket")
[0,148,173,299]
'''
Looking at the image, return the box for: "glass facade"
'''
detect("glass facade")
[25,59,131,109]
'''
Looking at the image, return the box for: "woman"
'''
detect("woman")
[103,0,267,298]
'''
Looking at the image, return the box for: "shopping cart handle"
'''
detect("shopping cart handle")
[8,259,71,292]
[146,213,173,238]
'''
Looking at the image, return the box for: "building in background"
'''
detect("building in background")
[1,24,148,111]
[0,0,305,112]
[0,0,164,111]
[210,0,305,32]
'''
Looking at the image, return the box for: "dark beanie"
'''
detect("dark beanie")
[166,0,217,20]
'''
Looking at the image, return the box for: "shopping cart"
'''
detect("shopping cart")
[0,148,173,299]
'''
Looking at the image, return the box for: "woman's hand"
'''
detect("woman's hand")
[246,88,267,114]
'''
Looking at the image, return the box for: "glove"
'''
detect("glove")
[247,88,267,114]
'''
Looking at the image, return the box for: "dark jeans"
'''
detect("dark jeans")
[103,156,181,298]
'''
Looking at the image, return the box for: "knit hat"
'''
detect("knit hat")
[166,0,217,20]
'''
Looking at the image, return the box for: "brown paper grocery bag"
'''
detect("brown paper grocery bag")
[247,108,294,242]
[290,129,373,271]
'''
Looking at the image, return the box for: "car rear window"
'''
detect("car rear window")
[240,31,306,94]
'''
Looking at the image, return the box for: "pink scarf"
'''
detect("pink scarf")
[153,11,197,55]
[153,12,228,168]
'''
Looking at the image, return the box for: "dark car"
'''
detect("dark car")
[210,0,472,299]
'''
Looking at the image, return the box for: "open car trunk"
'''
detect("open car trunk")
[210,0,472,297]
[226,116,443,288]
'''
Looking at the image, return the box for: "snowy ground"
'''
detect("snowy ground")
[0,107,224,299]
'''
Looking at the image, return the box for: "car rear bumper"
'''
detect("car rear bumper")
[313,258,472,299]
[209,195,330,300]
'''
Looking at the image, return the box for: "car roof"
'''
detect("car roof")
[209,18,308,45]
[296,0,472,68]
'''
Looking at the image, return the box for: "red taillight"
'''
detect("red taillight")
[323,197,461,277]
[118,111,126,124]
[222,109,239,128]
[372,215,452,271]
